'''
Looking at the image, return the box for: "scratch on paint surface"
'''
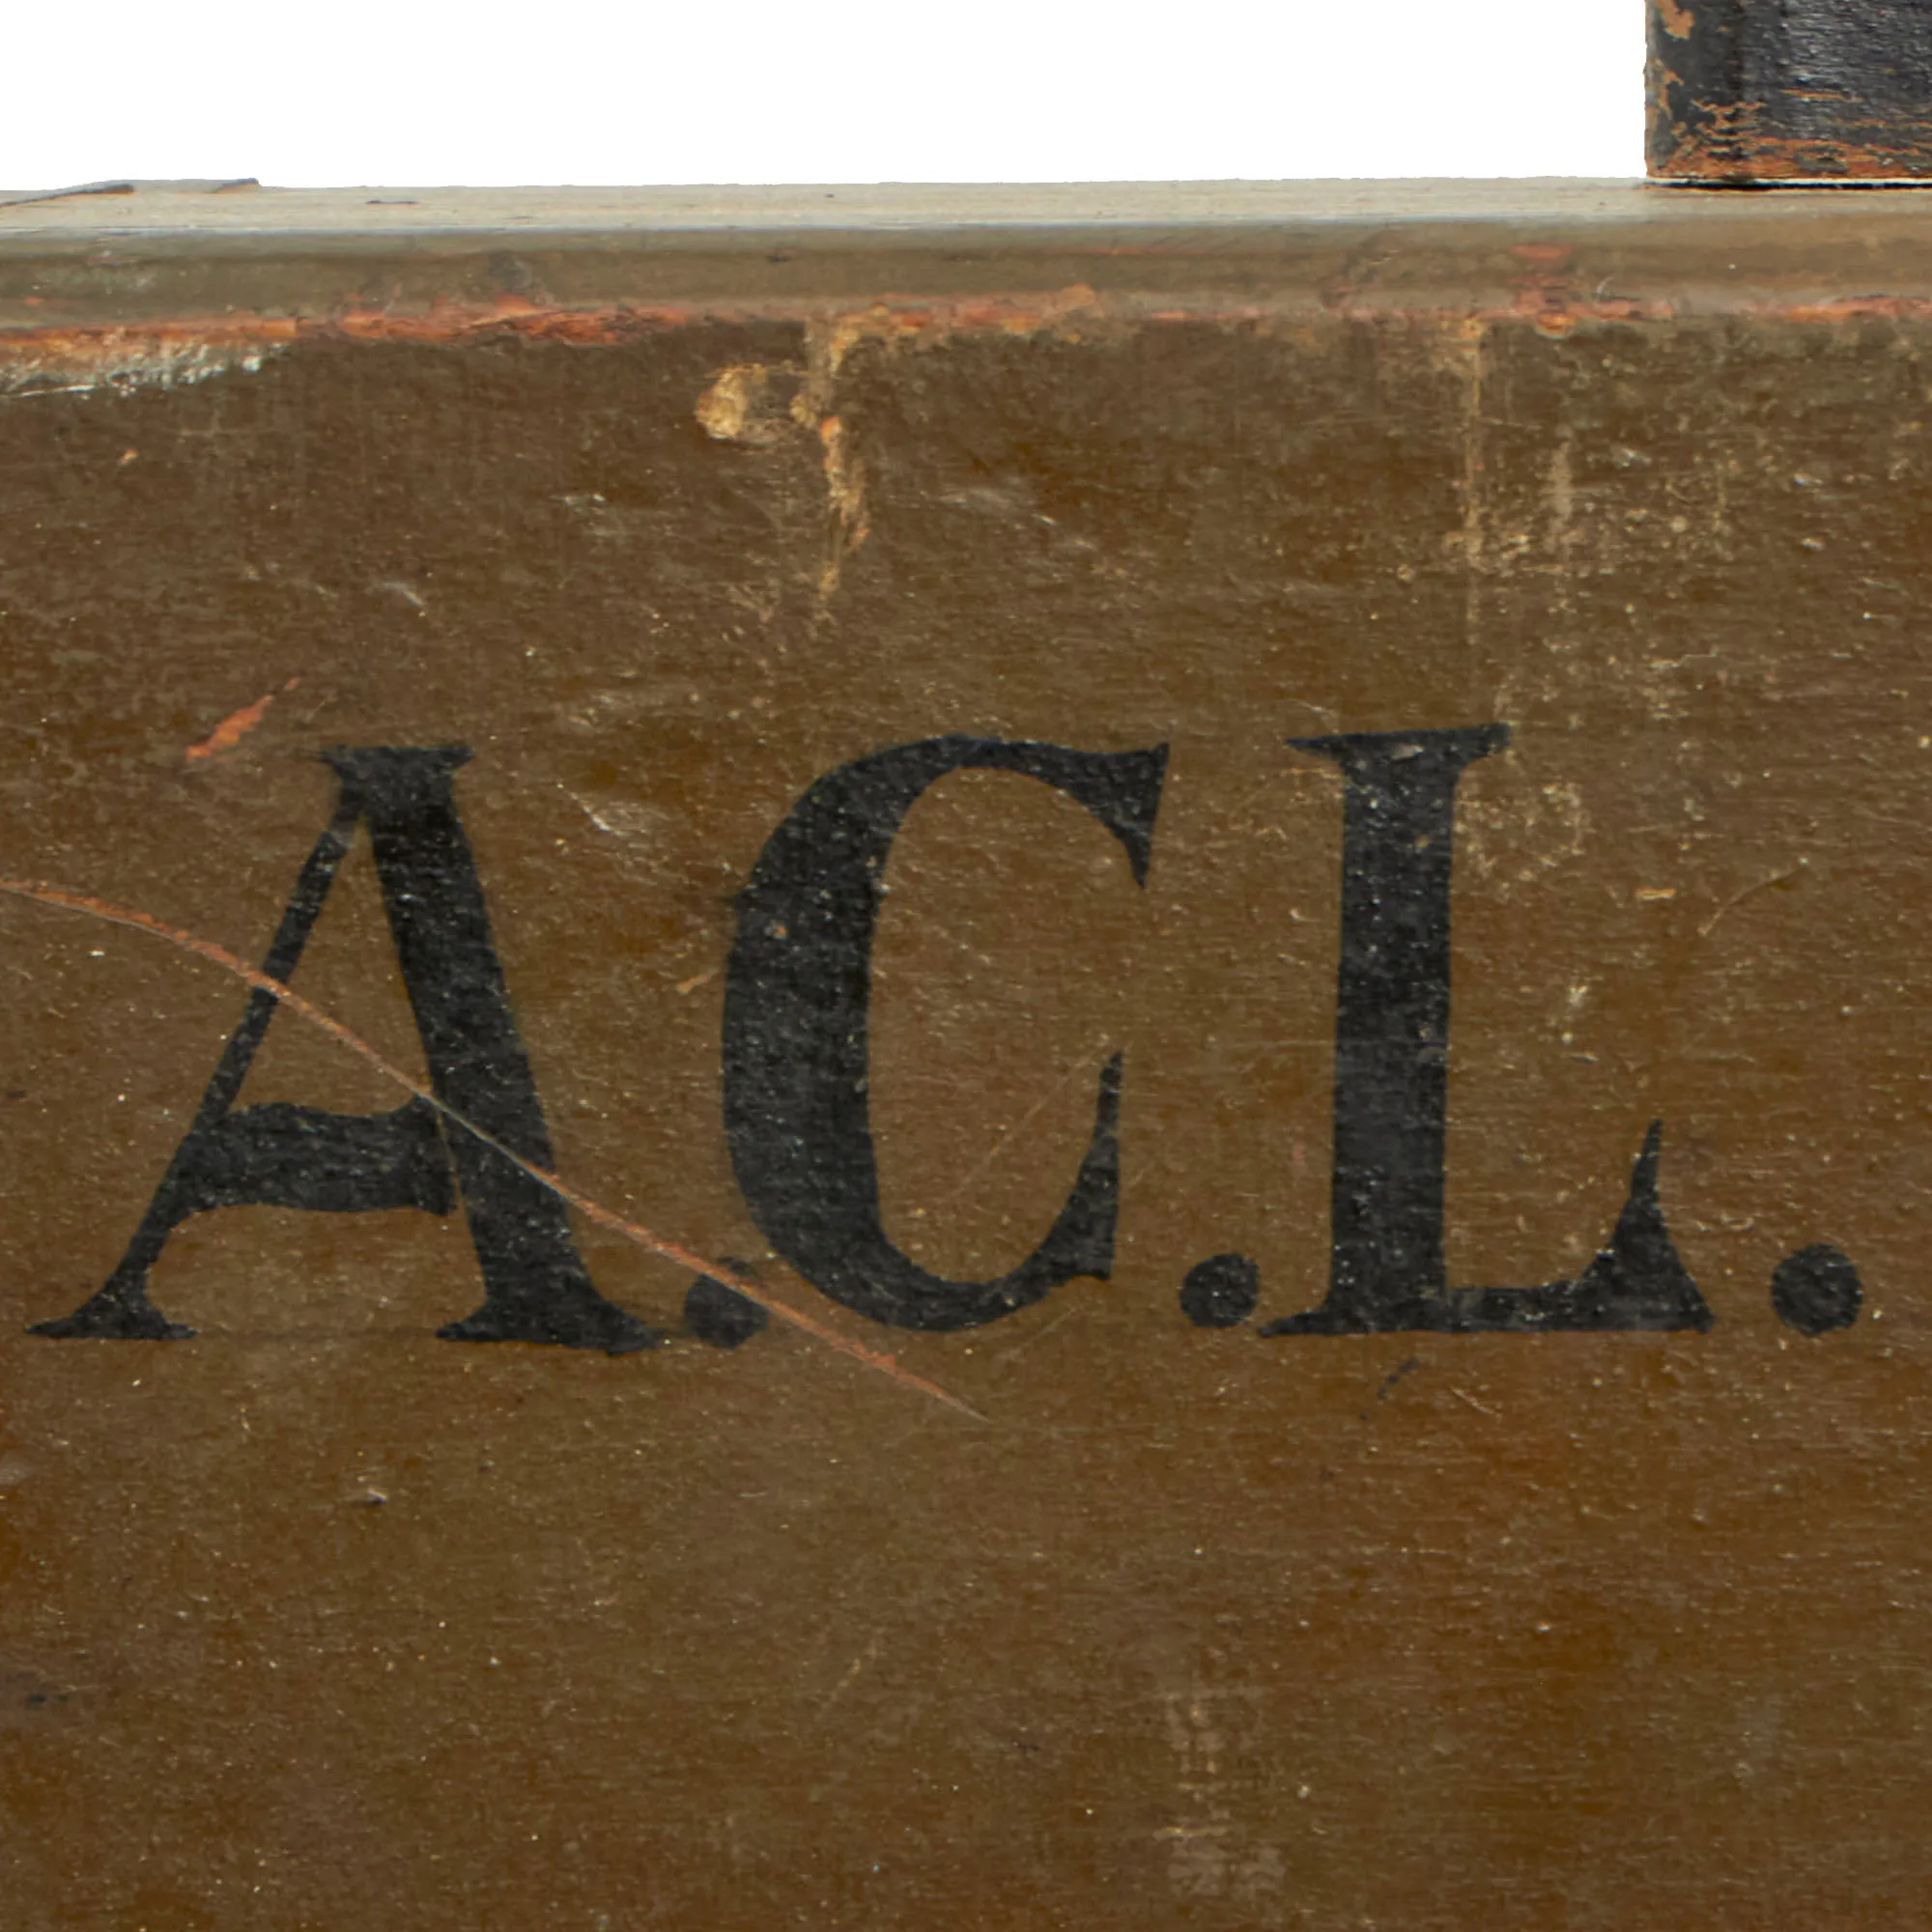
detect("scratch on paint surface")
[185,676,300,762]
[0,874,980,1420]
[1698,861,1805,939]
[799,321,869,608]
[819,1633,884,1715]
[1454,317,1487,648]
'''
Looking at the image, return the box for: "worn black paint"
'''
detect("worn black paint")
[34,748,661,1354]
[1771,1243,1862,1336]
[1281,726,1504,1330]
[723,733,1166,1331]
[1650,0,1932,177]
[1267,727,1710,1336]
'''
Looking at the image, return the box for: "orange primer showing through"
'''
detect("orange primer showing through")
[185,675,301,762]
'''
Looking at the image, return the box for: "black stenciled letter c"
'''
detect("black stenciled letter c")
[722,735,1167,1331]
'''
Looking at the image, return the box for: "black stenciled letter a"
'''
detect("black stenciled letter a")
[33,747,660,1354]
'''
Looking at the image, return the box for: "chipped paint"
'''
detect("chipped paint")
[696,363,760,441]
[184,676,300,763]
[4,270,1927,416]
[0,322,292,396]
[5,187,1932,1931]
[1649,0,1932,179]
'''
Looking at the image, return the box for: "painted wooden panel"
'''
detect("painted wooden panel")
[2,181,1929,1928]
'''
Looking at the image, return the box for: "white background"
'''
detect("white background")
[0,0,1641,190]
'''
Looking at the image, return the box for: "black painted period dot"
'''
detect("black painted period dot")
[1770,1243,1861,1337]
[1180,1253,1261,1328]
[684,1270,770,1349]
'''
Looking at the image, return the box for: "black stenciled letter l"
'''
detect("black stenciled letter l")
[1264,724,1710,1336]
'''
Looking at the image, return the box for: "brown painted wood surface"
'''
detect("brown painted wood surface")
[2,181,1932,1927]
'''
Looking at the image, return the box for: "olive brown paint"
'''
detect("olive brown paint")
[0,180,1927,1927]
